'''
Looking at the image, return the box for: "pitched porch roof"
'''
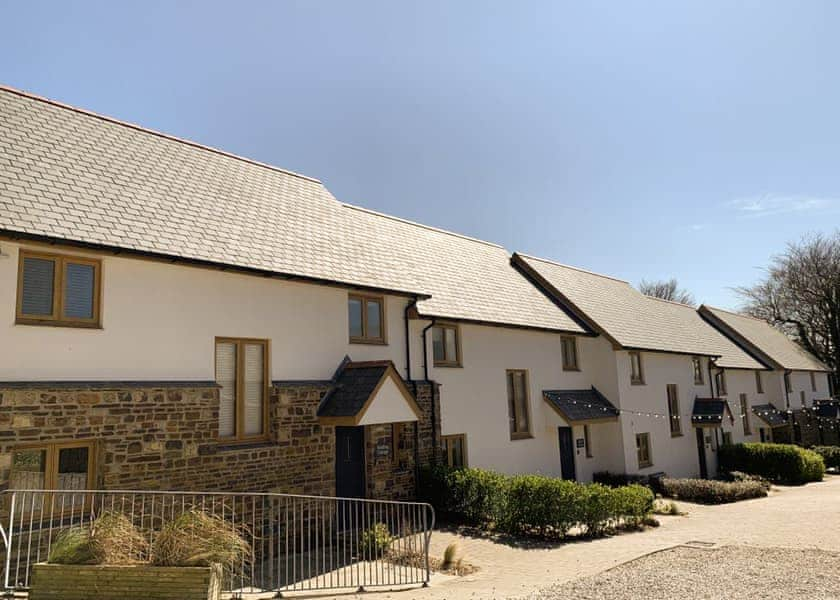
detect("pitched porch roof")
[691,397,734,427]
[543,387,619,424]
[751,403,789,428]
[317,360,421,426]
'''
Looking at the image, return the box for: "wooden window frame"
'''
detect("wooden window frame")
[583,424,593,458]
[10,439,97,491]
[784,372,792,394]
[667,384,682,436]
[629,352,645,385]
[561,336,580,371]
[636,433,652,468]
[507,369,532,440]
[348,294,387,345]
[16,249,102,328]
[692,357,704,385]
[740,393,752,435]
[441,434,468,468]
[755,371,764,394]
[810,372,817,392]
[715,370,727,396]
[800,390,806,407]
[215,337,271,443]
[432,322,462,367]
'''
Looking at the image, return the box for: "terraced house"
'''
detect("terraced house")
[0,86,835,501]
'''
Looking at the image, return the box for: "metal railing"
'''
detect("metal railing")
[0,490,434,597]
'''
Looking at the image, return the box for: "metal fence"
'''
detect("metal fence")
[0,490,434,597]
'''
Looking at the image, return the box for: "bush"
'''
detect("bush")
[812,446,840,470]
[420,466,654,539]
[49,511,147,565]
[660,477,768,504]
[718,443,825,485]
[721,471,771,491]
[360,523,393,557]
[593,471,665,495]
[152,509,249,567]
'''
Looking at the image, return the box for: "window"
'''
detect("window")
[692,357,704,385]
[722,431,733,446]
[800,390,806,407]
[755,371,764,394]
[715,370,727,396]
[10,441,95,491]
[629,352,645,385]
[561,336,579,371]
[810,372,817,392]
[636,433,652,468]
[432,323,461,366]
[16,250,101,327]
[666,384,681,436]
[442,434,467,468]
[506,370,531,439]
[348,294,385,344]
[392,423,404,465]
[583,424,593,458]
[740,393,751,435]
[215,338,269,441]
[784,372,792,394]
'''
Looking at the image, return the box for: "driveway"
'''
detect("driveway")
[348,476,840,600]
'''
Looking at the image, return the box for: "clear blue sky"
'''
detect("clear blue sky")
[3,1,839,309]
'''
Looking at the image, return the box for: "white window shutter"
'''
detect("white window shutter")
[216,341,237,438]
[243,343,264,436]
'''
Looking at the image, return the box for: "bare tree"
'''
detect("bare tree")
[736,231,840,392]
[638,278,696,306]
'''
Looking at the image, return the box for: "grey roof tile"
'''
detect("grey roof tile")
[543,387,619,422]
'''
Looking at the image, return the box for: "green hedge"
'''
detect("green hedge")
[718,443,825,485]
[419,466,653,538]
[660,477,768,504]
[812,446,840,470]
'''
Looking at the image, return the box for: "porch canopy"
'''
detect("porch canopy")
[543,387,619,424]
[317,360,421,426]
[751,403,789,428]
[691,397,734,427]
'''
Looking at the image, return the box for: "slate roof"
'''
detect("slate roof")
[0,86,585,333]
[543,387,619,422]
[515,254,766,369]
[691,398,733,426]
[752,403,789,427]
[699,306,830,372]
[317,361,395,418]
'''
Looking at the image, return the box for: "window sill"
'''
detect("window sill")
[434,362,463,368]
[638,462,653,469]
[562,367,581,372]
[510,433,534,441]
[349,338,388,346]
[671,432,684,438]
[216,438,272,451]
[630,380,646,386]
[16,319,103,329]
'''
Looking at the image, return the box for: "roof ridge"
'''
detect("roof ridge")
[0,84,322,185]
[644,295,697,309]
[516,253,630,284]
[342,203,505,249]
[703,304,768,323]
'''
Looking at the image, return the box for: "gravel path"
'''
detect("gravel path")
[524,545,840,600]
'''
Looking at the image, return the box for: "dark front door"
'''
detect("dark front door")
[696,428,708,479]
[558,427,576,481]
[336,426,366,498]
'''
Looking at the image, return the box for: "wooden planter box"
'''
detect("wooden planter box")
[30,563,222,600]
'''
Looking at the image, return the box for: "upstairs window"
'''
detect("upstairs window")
[667,384,681,436]
[561,336,580,371]
[810,372,817,392]
[432,324,461,367]
[800,390,806,407]
[755,371,764,394]
[784,372,792,394]
[629,352,645,385]
[215,338,269,441]
[715,370,727,396]
[348,294,385,344]
[692,357,704,385]
[16,250,101,327]
[507,370,532,440]
[740,393,751,435]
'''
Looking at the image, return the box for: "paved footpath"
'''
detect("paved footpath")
[339,476,840,600]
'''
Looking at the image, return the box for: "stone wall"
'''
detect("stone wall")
[412,381,442,467]
[0,379,440,499]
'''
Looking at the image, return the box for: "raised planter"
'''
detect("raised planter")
[29,563,222,600]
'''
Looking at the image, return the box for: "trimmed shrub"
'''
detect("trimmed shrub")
[420,466,654,539]
[660,477,768,504]
[49,512,147,565]
[812,446,840,470]
[593,471,665,495]
[718,442,825,485]
[152,509,249,567]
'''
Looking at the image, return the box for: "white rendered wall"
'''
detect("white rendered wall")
[0,241,409,381]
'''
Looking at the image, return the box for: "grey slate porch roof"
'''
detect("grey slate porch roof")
[691,398,734,426]
[752,404,789,428]
[543,387,619,423]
